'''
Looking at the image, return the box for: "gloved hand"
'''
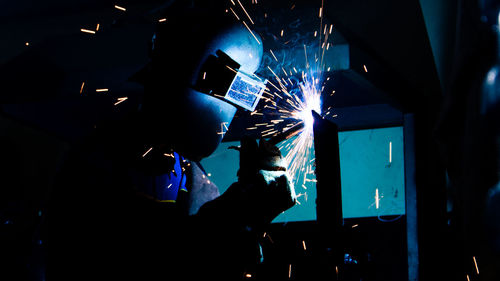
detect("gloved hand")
[237,136,286,180]
[191,137,297,279]
[226,136,297,225]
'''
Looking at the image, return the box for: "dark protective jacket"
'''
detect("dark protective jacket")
[47,117,260,281]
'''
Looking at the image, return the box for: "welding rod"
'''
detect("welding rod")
[267,121,305,145]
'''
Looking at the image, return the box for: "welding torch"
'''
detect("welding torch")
[267,121,305,145]
[229,121,305,152]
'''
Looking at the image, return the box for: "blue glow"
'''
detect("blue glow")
[293,80,322,129]
[297,109,315,128]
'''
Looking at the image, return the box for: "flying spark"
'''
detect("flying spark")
[473,256,479,274]
[237,0,254,24]
[242,21,261,45]
[80,28,96,34]
[217,122,229,136]
[142,147,153,158]
[114,97,128,106]
[80,82,85,94]
[229,7,240,20]
[264,232,274,243]
[114,5,126,11]
[389,141,392,163]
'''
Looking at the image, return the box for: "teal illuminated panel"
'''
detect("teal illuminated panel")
[200,142,240,196]
[339,126,405,219]
[200,126,405,222]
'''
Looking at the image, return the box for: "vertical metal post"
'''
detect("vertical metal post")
[404,113,419,281]
[312,111,343,255]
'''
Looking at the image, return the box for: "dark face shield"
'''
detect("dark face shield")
[193,50,267,111]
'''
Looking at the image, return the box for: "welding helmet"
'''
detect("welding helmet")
[142,6,265,161]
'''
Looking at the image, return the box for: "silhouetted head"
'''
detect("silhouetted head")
[142,4,264,161]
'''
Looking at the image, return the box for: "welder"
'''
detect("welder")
[48,2,296,280]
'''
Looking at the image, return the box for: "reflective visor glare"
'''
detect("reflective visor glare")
[224,72,267,111]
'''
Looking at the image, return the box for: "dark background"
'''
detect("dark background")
[1,0,496,280]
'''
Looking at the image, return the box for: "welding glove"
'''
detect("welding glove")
[190,137,296,278]
[226,136,297,226]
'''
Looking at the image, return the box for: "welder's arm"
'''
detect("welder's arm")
[182,137,296,279]
[195,137,296,228]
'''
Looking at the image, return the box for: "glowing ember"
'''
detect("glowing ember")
[389,141,392,163]
[473,256,479,274]
[114,97,128,106]
[80,82,85,94]
[80,28,96,34]
[142,147,153,158]
[114,5,126,12]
